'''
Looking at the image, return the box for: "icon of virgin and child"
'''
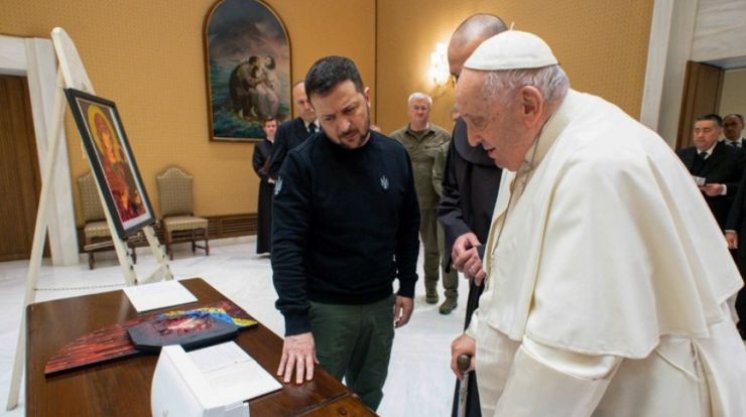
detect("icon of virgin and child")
[87,107,146,224]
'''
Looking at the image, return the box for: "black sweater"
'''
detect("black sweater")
[271,131,420,336]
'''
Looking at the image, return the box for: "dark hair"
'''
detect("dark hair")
[263,117,276,125]
[304,56,364,98]
[725,113,744,124]
[696,113,723,127]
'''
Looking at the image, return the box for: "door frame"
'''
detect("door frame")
[642,0,746,147]
[639,0,699,147]
[0,35,78,266]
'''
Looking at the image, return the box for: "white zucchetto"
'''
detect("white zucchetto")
[464,30,558,71]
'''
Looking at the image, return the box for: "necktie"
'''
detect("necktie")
[692,151,706,175]
[308,122,317,133]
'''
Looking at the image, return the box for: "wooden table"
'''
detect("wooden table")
[26,278,377,417]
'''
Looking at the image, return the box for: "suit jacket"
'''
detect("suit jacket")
[677,141,743,227]
[268,117,314,180]
[438,118,502,270]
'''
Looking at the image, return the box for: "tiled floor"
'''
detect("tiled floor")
[0,237,469,416]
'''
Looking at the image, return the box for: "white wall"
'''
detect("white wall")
[649,0,746,146]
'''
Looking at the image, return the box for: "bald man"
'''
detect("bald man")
[438,13,506,417]
[268,81,318,181]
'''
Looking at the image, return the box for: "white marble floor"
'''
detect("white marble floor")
[0,237,469,416]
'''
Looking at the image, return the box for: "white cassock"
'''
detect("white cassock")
[468,89,746,417]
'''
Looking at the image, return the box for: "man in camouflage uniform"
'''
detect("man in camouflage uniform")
[391,92,458,314]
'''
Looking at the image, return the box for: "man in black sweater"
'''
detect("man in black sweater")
[271,56,420,410]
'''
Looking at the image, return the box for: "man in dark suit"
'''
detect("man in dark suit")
[268,80,318,181]
[677,113,742,228]
[723,113,746,149]
[438,13,507,417]
[252,117,277,255]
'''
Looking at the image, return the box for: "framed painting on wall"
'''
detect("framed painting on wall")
[65,88,156,240]
[205,0,291,142]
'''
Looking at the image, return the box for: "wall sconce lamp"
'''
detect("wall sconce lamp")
[428,42,450,86]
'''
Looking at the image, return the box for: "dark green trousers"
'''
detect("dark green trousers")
[422,209,459,298]
[309,294,395,410]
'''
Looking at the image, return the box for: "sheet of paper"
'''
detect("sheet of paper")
[123,280,197,312]
[189,341,282,404]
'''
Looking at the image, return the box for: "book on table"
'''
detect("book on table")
[151,341,283,417]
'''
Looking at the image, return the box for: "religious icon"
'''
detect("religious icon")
[65,88,155,239]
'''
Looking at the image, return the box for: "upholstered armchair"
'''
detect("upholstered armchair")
[77,172,138,269]
[156,166,209,260]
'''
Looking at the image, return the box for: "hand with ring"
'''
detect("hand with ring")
[451,233,487,285]
[464,259,486,286]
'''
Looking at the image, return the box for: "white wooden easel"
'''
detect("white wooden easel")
[6,27,174,410]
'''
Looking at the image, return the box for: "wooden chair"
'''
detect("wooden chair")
[156,166,209,260]
[77,172,138,269]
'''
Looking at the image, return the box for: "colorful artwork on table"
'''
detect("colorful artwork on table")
[128,308,243,352]
[44,301,257,376]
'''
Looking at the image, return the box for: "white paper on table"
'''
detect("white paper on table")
[152,344,249,417]
[189,341,282,404]
[123,280,197,312]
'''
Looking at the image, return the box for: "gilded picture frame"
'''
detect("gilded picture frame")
[205,0,292,142]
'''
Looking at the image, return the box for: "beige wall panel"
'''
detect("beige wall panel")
[720,69,746,117]
[0,0,375,224]
[376,0,654,135]
[1,0,651,224]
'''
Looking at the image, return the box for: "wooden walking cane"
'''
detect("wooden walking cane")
[451,278,484,417]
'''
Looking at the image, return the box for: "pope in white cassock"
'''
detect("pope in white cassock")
[449,30,746,417]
